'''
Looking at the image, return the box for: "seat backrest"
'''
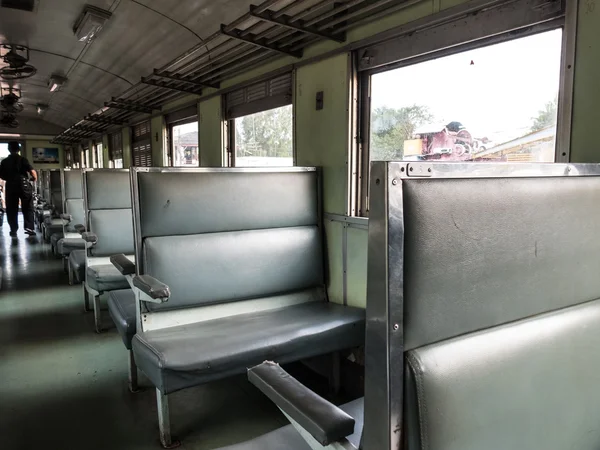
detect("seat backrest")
[84,169,133,257]
[49,170,63,214]
[132,168,323,313]
[63,169,83,200]
[65,199,85,232]
[363,162,600,450]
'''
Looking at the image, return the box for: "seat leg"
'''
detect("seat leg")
[128,350,140,393]
[68,262,74,285]
[156,388,181,448]
[93,294,103,333]
[83,284,91,312]
[62,256,68,273]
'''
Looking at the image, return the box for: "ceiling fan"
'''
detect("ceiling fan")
[0,87,24,113]
[0,111,19,128]
[0,44,37,80]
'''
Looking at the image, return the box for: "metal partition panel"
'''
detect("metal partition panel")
[63,169,83,200]
[83,169,131,210]
[363,161,600,450]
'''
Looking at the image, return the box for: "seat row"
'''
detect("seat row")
[37,162,600,450]
[38,167,365,448]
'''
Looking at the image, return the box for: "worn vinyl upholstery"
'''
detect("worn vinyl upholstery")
[86,171,131,210]
[136,171,318,238]
[64,170,83,199]
[86,265,129,292]
[404,299,600,450]
[142,227,323,311]
[395,175,600,450]
[107,289,136,349]
[68,250,86,284]
[216,398,364,450]
[64,199,85,233]
[88,209,134,257]
[402,176,600,350]
[132,302,365,394]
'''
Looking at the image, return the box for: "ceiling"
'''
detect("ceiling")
[0,0,263,131]
[0,0,407,140]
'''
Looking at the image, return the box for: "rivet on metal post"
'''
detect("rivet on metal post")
[393,324,399,331]
[391,179,398,186]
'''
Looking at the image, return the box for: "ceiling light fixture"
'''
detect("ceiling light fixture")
[36,103,48,115]
[48,74,67,92]
[73,5,112,43]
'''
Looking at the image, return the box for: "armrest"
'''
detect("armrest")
[81,232,98,247]
[248,362,355,446]
[60,214,72,221]
[110,254,136,276]
[74,224,86,234]
[133,275,170,302]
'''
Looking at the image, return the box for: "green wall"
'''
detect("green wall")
[570,1,600,162]
[122,127,132,169]
[199,96,224,167]
[151,115,166,166]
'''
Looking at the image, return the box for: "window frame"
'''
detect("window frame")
[224,73,294,168]
[355,0,573,216]
[109,132,123,168]
[168,116,199,167]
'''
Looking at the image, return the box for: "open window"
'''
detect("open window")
[225,73,294,167]
[93,140,103,168]
[109,132,123,168]
[356,0,570,215]
[167,106,198,167]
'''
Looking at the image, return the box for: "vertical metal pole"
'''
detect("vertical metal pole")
[128,350,140,393]
[93,294,102,333]
[156,388,180,448]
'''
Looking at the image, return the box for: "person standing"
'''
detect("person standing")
[0,141,37,237]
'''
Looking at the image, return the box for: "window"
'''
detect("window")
[225,73,293,167]
[94,141,104,168]
[109,132,123,168]
[132,121,152,167]
[356,0,568,215]
[82,146,90,168]
[231,106,293,167]
[368,31,562,165]
[0,142,9,160]
[170,121,198,166]
[65,148,72,168]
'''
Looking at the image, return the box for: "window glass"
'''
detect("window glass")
[369,30,562,164]
[233,104,293,167]
[0,142,9,161]
[96,143,103,168]
[171,121,198,166]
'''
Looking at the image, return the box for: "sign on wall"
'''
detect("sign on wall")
[32,147,59,164]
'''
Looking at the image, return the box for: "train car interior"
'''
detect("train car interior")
[1,0,600,449]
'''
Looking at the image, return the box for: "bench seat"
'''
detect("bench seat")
[107,289,136,349]
[68,250,86,284]
[58,237,85,256]
[132,302,365,394]
[216,397,364,450]
[86,264,130,292]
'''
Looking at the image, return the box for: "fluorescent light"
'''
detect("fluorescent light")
[73,5,112,43]
[48,75,67,92]
[0,133,21,138]
[36,104,48,115]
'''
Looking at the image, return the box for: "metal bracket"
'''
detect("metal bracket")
[84,115,124,125]
[104,101,153,114]
[406,163,433,177]
[220,24,303,58]
[140,77,203,95]
[152,69,220,90]
[249,6,346,43]
[71,124,105,133]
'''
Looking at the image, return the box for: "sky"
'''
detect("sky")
[371,29,563,144]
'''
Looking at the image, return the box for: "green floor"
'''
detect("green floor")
[0,217,287,450]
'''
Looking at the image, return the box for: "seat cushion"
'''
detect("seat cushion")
[51,232,64,254]
[216,398,364,450]
[86,265,130,293]
[108,289,136,349]
[68,250,86,284]
[58,238,86,256]
[132,302,365,394]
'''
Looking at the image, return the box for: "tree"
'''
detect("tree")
[236,105,293,159]
[370,105,433,160]
[531,98,558,132]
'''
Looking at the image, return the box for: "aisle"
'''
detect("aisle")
[0,215,285,450]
